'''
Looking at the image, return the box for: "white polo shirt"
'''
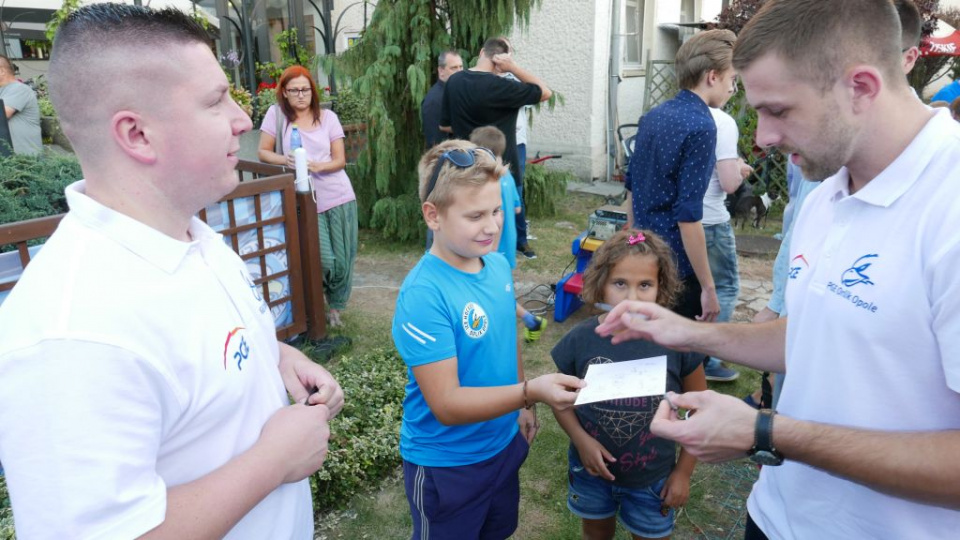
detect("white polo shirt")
[748,109,960,538]
[0,181,312,539]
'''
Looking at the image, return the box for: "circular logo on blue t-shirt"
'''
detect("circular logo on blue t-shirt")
[462,302,489,339]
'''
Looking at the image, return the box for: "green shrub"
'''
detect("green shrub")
[331,87,368,126]
[524,163,572,218]
[0,153,81,227]
[0,475,12,540]
[311,348,406,511]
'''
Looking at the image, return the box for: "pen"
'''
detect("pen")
[305,385,322,405]
[594,303,650,320]
[662,392,679,412]
[663,393,692,420]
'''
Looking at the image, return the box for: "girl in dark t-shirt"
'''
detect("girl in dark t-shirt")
[552,229,708,539]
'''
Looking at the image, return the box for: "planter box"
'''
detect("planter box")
[40,116,73,152]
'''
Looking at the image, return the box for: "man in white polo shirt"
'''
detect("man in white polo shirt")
[595,1,960,538]
[0,4,342,539]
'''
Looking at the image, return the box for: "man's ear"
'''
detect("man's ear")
[846,65,883,115]
[423,201,441,231]
[902,46,919,76]
[705,69,719,87]
[111,111,156,164]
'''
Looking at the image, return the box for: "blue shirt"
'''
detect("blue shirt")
[627,90,717,278]
[768,162,819,315]
[931,80,960,105]
[497,172,521,268]
[392,252,519,466]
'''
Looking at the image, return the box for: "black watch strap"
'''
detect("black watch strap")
[755,409,776,451]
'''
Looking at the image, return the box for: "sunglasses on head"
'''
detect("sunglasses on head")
[424,147,496,200]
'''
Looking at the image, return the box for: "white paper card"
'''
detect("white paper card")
[574,355,667,406]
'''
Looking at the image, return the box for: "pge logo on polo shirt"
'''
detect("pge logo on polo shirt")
[461,302,489,339]
[788,254,809,280]
[841,254,878,287]
[825,254,881,314]
[223,326,251,370]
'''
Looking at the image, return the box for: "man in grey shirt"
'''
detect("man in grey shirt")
[0,56,42,155]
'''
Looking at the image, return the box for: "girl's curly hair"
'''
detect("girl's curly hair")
[580,228,683,308]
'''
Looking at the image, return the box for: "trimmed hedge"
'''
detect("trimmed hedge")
[0,475,12,540]
[311,348,406,511]
[0,152,81,226]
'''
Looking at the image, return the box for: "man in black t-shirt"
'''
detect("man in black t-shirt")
[440,37,551,259]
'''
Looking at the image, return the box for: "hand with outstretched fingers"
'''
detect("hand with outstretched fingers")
[594,300,700,349]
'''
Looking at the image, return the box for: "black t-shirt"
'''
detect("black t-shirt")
[551,316,702,488]
[440,70,542,183]
[421,80,447,148]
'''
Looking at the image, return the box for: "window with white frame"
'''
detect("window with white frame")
[623,0,645,68]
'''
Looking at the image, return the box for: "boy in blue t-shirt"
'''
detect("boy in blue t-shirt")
[468,126,548,343]
[392,139,583,539]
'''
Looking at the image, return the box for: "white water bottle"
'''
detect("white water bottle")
[294,147,309,192]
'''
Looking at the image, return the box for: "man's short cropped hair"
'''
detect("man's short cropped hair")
[894,0,922,50]
[438,50,460,67]
[675,29,737,90]
[733,0,903,92]
[481,38,510,58]
[48,4,210,143]
[0,55,14,75]
[468,126,506,159]
[950,96,960,120]
[418,140,506,212]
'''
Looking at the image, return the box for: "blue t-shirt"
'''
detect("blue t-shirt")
[392,252,519,466]
[932,80,960,105]
[497,171,521,268]
[627,89,717,278]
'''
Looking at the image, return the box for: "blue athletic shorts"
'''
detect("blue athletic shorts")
[566,448,674,538]
[403,431,529,540]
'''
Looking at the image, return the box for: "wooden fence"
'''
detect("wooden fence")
[0,160,328,342]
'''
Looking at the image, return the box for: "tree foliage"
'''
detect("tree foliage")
[716,0,960,98]
[326,0,541,241]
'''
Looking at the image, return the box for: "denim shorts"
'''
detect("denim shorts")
[566,449,674,538]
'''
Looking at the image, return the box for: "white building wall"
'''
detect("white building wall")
[508,0,607,180]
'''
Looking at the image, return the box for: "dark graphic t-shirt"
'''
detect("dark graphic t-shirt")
[551,316,701,488]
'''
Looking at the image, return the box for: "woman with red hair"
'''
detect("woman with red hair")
[258,66,357,328]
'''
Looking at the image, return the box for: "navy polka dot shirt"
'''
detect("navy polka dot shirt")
[626,89,717,279]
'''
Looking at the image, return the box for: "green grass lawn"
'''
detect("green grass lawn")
[317,190,769,539]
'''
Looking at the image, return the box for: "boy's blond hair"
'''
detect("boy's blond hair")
[468,126,506,159]
[417,140,506,212]
[675,29,737,90]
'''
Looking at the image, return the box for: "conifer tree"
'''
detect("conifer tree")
[330,0,541,241]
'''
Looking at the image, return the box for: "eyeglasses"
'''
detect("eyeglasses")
[424,147,496,200]
[284,87,311,97]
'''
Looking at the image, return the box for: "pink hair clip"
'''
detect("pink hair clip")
[627,232,646,245]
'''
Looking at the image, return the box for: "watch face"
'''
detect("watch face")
[750,450,784,466]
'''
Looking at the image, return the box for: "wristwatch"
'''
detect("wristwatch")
[749,409,784,466]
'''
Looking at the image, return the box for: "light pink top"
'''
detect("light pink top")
[261,106,356,213]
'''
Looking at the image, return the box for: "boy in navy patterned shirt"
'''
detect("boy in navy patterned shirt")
[626,29,739,382]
